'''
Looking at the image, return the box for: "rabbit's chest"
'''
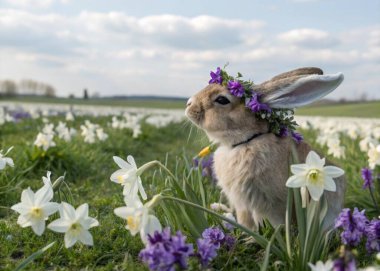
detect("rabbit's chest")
[214,147,272,202]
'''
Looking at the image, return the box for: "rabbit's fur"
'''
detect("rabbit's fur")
[185,67,346,230]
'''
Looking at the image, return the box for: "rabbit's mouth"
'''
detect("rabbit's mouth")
[185,107,203,128]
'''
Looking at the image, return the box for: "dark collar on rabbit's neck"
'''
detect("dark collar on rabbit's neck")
[232,132,269,148]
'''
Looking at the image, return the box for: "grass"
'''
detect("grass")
[0,113,379,270]
[296,101,380,118]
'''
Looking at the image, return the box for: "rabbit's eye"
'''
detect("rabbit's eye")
[214,96,230,105]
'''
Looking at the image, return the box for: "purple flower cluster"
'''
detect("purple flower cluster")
[245,93,271,113]
[139,228,194,271]
[361,167,373,189]
[227,80,245,97]
[291,131,303,144]
[365,218,380,253]
[196,227,235,267]
[209,67,223,84]
[335,208,368,247]
[193,154,217,183]
[333,256,357,271]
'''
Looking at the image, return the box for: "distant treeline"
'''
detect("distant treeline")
[0,79,56,97]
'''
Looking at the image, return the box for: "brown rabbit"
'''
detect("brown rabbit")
[186,67,346,230]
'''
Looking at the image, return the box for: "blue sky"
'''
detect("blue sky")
[0,0,379,100]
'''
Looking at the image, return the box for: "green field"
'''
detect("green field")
[0,102,379,270]
[2,97,380,118]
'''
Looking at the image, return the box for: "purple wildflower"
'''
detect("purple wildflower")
[139,228,194,271]
[193,154,218,183]
[361,168,373,189]
[196,238,218,267]
[209,67,223,84]
[279,126,289,137]
[335,208,369,247]
[291,131,303,144]
[246,93,271,113]
[333,257,357,271]
[227,80,245,97]
[224,235,236,250]
[365,219,380,253]
[202,227,225,249]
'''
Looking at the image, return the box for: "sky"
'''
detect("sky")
[0,0,379,100]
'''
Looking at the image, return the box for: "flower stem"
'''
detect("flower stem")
[160,195,284,259]
[368,186,379,212]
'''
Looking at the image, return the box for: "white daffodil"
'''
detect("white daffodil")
[0,146,14,170]
[368,144,380,169]
[308,259,333,271]
[34,132,56,151]
[286,151,344,201]
[114,196,161,243]
[48,202,99,248]
[66,112,74,121]
[42,123,55,136]
[96,128,108,141]
[11,186,59,235]
[210,203,232,213]
[110,155,151,201]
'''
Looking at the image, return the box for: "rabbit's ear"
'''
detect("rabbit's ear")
[258,72,344,109]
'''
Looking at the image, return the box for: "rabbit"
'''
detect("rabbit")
[185,67,346,230]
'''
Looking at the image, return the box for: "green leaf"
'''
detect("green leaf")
[15,242,56,271]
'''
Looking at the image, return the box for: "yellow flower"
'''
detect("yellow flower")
[198,146,211,158]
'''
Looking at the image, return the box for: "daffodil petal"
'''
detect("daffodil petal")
[286,175,306,188]
[35,185,53,206]
[64,232,78,248]
[43,202,60,216]
[324,166,344,178]
[323,176,337,192]
[76,203,89,220]
[77,229,93,246]
[113,156,133,169]
[21,188,35,206]
[31,220,45,236]
[48,218,71,232]
[17,214,32,227]
[127,155,137,168]
[290,164,309,175]
[11,202,30,215]
[82,217,99,229]
[60,202,76,220]
[137,177,147,200]
[114,206,135,219]
[306,185,324,201]
[306,151,325,169]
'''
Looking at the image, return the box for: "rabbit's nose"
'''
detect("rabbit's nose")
[186,97,193,107]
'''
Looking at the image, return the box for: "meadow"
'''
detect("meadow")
[0,101,379,270]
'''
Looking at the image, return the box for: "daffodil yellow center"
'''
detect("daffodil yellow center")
[126,216,139,231]
[117,175,124,184]
[69,222,82,235]
[307,169,321,184]
[31,207,43,219]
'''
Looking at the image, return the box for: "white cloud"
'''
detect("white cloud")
[278,28,338,48]
[0,9,378,99]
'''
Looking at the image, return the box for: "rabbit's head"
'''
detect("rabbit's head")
[186,67,344,146]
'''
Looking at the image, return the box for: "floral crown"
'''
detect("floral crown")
[208,66,302,142]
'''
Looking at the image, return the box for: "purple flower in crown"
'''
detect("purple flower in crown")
[361,167,373,189]
[246,93,271,113]
[209,67,223,84]
[291,131,303,144]
[227,80,245,97]
[279,126,289,138]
